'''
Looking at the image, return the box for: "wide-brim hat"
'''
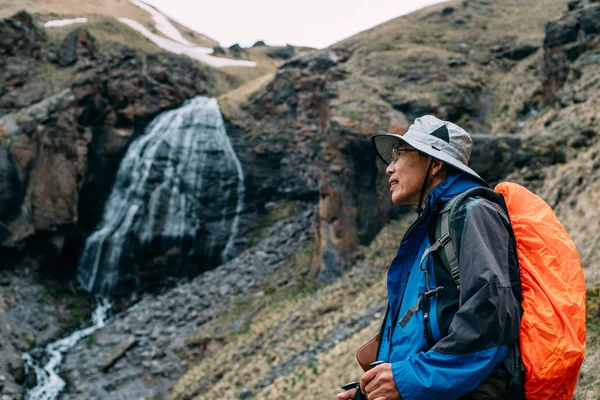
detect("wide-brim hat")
[371,115,486,185]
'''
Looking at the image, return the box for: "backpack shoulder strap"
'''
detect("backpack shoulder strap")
[435,187,505,289]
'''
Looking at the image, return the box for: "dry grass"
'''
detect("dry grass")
[338,0,567,54]
[219,46,286,86]
[38,62,77,96]
[218,72,274,124]
[216,46,317,100]
[169,214,415,400]
[574,287,600,400]
[170,192,599,399]
[0,0,217,47]
[43,16,163,54]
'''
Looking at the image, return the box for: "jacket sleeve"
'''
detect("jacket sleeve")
[391,198,522,400]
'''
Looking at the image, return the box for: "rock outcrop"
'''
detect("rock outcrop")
[0,12,216,277]
[542,1,600,100]
[61,207,315,399]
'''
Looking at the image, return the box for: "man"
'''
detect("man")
[337,116,523,400]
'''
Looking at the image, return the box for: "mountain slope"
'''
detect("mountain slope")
[0,0,217,47]
[0,0,309,92]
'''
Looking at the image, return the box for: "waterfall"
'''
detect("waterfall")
[77,96,245,295]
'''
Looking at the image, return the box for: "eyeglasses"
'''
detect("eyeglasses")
[391,146,419,163]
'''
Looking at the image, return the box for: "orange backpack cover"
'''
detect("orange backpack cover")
[495,182,586,399]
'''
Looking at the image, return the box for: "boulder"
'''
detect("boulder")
[228,43,246,58]
[581,4,600,34]
[493,44,539,60]
[0,11,45,59]
[544,15,580,48]
[267,45,295,60]
[58,28,96,67]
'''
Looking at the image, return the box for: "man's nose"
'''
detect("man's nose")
[386,162,394,175]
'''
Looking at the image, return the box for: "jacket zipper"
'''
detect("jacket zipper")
[422,292,435,349]
[393,271,411,328]
[386,271,412,358]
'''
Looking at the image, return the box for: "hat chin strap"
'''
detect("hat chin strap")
[416,158,434,215]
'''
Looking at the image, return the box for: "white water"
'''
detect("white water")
[44,18,88,28]
[77,96,245,295]
[22,299,112,400]
[117,18,256,68]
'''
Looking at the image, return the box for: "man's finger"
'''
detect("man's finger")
[363,371,380,394]
[336,388,357,400]
[359,368,377,392]
[367,385,399,400]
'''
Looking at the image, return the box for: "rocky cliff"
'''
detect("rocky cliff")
[0,13,215,271]
[0,0,599,399]
[223,0,599,285]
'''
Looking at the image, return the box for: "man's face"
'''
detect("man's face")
[385,143,431,205]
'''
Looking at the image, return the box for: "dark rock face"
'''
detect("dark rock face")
[237,45,528,282]
[469,134,526,185]
[391,100,437,122]
[267,45,296,60]
[242,49,369,281]
[0,13,216,280]
[493,44,539,61]
[58,27,96,67]
[581,4,600,34]
[542,3,600,99]
[0,13,49,115]
[0,11,45,59]
[0,89,81,249]
[228,43,246,58]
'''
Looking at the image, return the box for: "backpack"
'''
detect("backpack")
[435,182,586,400]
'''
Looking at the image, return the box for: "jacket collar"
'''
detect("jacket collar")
[422,173,486,217]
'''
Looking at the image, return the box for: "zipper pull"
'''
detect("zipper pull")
[423,312,429,339]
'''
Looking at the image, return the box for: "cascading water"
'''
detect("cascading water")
[77,96,245,295]
[23,299,112,400]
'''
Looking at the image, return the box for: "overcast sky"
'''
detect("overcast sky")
[142,0,448,49]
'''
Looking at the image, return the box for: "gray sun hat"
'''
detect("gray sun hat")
[371,115,487,185]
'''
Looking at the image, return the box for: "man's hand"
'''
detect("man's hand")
[360,363,401,400]
[336,387,357,400]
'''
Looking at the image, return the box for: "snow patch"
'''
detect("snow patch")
[117,18,256,68]
[44,18,88,28]
[129,0,194,46]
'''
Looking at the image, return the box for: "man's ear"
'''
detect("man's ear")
[430,158,445,176]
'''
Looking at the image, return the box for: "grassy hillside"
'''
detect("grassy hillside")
[181,0,600,398]
[169,215,414,400]
[0,0,306,94]
[168,212,599,399]
[0,0,217,47]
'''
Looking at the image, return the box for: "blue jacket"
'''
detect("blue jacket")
[377,173,522,399]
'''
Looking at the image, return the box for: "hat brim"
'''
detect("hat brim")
[371,133,487,185]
